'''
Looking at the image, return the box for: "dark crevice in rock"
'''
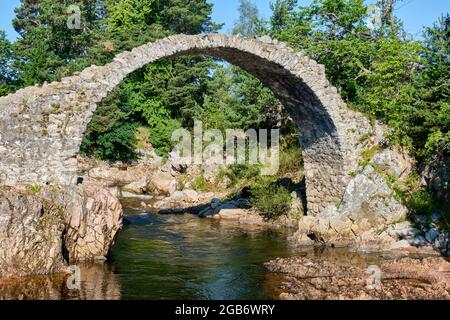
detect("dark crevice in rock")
[61,229,70,265]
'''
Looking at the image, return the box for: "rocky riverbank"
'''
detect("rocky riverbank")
[82,153,449,257]
[1,151,447,280]
[265,255,450,300]
[0,178,123,278]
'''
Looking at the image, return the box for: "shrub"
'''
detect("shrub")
[406,187,436,215]
[250,183,292,221]
[191,174,210,192]
[222,164,261,186]
[148,119,182,156]
[94,123,137,161]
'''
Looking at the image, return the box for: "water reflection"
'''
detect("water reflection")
[0,263,121,300]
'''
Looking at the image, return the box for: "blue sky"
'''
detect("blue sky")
[1,0,448,41]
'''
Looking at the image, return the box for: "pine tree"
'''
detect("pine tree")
[0,31,16,96]
[13,0,105,85]
[411,14,450,159]
[270,0,297,36]
[81,0,221,158]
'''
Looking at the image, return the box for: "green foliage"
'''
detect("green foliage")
[74,0,221,158]
[269,0,448,163]
[270,0,297,36]
[94,123,138,160]
[107,0,153,34]
[80,89,133,160]
[203,64,280,131]
[217,127,303,220]
[361,146,382,162]
[148,119,182,156]
[278,127,303,177]
[411,14,450,159]
[28,184,43,194]
[222,164,262,188]
[12,0,105,85]
[0,31,16,96]
[406,187,437,216]
[191,174,210,192]
[251,182,292,220]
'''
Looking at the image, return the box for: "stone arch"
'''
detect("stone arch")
[0,34,373,214]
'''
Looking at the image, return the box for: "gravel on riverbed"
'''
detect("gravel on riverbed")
[265,256,450,300]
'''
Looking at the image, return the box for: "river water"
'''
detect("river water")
[109,197,298,299]
[0,197,382,300]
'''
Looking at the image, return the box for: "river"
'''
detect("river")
[0,197,383,300]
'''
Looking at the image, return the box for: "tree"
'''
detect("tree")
[270,0,421,148]
[12,0,105,85]
[410,14,450,159]
[0,31,16,96]
[270,0,297,36]
[232,0,267,37]
[159,0,221,34]
[202,64,280,131]
[80,0,221,158]
[378,0,404,37]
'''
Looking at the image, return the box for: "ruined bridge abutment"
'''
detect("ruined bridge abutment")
[0,34,375,214]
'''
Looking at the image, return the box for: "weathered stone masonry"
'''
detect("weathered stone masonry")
[0,34,378,214]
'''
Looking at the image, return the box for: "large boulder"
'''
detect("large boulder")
[0,179,124,278]
[64,178,123,262]
[0,187,68,277]
[146,171,178,196]
[171,189,199,204]
[85,161,155,188]
[203,153,225,184]
[371,147,413,178]
[340,165,407,226]
[121,177,148,194]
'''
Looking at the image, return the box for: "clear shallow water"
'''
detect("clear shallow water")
[0,197,382,300]
[107,197,302,299]
[110,212,293,299]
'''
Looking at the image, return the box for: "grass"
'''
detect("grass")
[28,184,43,193]
[191,174,211,192]
[361,146,382,162]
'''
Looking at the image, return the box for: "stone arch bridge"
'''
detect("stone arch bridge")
[0,34,377,214]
